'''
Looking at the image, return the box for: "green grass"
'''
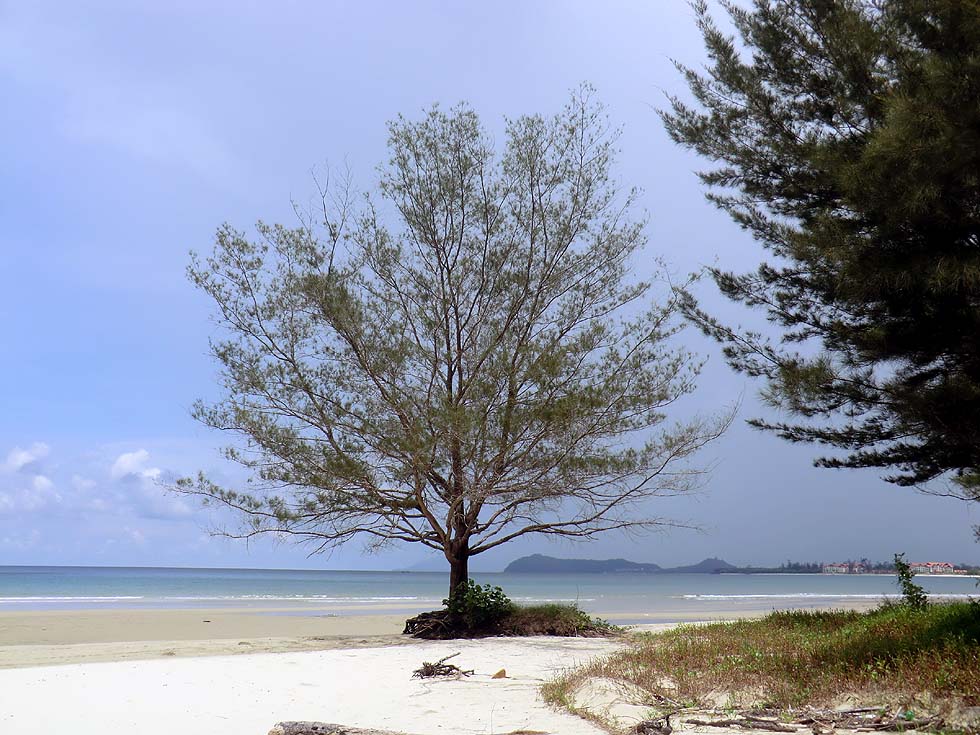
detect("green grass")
[543,602,980,713]
[403,600,619,639]
[498,603,620,637]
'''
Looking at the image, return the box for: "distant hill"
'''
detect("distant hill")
[504,554,661,573]
[504,554,739,574]
[658,557,739,574]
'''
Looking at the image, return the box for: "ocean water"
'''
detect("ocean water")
[1,566,976,620]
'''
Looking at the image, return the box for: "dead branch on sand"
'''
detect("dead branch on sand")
[411,652,474,679]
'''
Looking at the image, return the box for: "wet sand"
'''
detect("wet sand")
[0,608,410,668]
[0,600,880,668]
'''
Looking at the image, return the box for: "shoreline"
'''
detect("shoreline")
[0,600,883,670]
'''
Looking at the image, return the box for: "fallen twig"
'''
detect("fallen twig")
[685,717,798,732]
[791,707,944,733]
[269,723,415,735]
[411,652,474,679]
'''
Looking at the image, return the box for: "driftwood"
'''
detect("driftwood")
[411,651,474,678]
[686,717,798,732]
[632,714,675,734]
[683,707,947,734]
[792,707,945,733]
[269,723,416,735]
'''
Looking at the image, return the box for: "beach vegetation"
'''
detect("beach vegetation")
[179,85,730,601]
[663,0,980,496]
[893,553,928,610]
[405,594,618,639]
[443,579,515,631]
[498,602,618,638]
[544,603,980,730]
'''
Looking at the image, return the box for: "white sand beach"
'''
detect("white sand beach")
[0,603,891,734]
[0,636,623,735]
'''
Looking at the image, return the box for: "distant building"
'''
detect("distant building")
[823,560,968,575]
[909,561,954,574]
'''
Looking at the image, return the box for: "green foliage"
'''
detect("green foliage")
[500,603,619,637]
[181,85,729,598]
[442,580,515,631]
[407,595,616,639]
[434,583,618,637]
[664,0,980,490]
[893,553,929,610]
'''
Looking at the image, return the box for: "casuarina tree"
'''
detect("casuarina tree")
[663,1,980,495]
[180,87,728,597]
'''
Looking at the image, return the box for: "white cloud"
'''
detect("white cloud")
[71,474,96,491]
[110,449,155,479]
[141,466,162,481]
[0,474,62,514]
[4,442,50,472]
[32,475,54,492]
[108,449,191,520]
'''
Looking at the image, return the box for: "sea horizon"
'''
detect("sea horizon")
[2,564,976,619]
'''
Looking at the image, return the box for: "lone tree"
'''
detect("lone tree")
[181,88,728,597]
[663,1,980,494]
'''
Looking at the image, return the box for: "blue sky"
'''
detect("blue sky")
[1,0,976,571]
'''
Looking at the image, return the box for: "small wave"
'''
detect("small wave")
[157,595,430,601]
[680,593,975,600]
[0,593,600,606]
[0,596,145,602]
[0,594,436,604]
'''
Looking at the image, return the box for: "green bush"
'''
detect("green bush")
[500,603,619,637]
[443,579,515,631]
[894,552,928,610]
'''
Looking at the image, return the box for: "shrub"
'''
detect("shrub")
[404,583,619,639]
[442,580,515,631]
[500,603,618,637]
[894,552,928,610]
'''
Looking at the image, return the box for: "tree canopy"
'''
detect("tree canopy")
[182,88,727,595]
[663,0,980,494]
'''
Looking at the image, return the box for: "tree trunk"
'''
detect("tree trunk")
[447,542,469,600]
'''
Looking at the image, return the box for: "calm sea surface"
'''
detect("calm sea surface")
[1,566,976,620]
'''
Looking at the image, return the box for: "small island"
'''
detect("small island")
[506,555,980,575]
[504,554,738,574]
